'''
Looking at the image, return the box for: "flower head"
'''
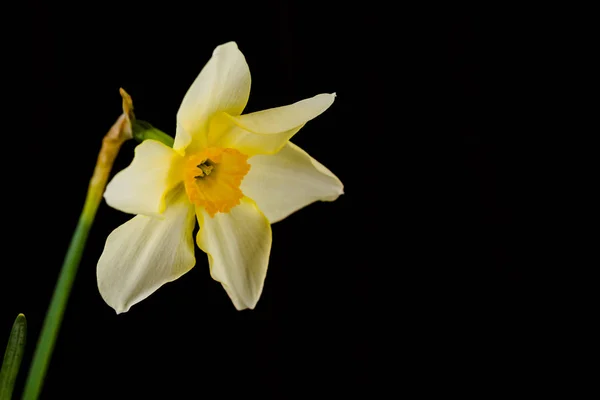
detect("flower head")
[97,42,343,312]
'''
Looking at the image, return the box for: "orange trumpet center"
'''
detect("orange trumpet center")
[183,147,250,217]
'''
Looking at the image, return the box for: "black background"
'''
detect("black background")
[0,2,543,398]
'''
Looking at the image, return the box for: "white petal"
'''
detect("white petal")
[175,42,251,153]
[97,189,196,314]
[209,93,336,155]
[241,141,343,223]
[196,197,272,310]
[104,140,183,217]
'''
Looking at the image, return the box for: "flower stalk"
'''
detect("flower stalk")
[21,90,135,400]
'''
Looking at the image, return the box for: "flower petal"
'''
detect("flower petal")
[173,122,192,156]
[104,140,184,217]
[196,197,272,310]
[176,42,251,153]
[209,93,336,155]
[241,141,343,223]
[97,189,196,314]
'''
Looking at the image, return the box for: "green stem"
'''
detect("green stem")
[21,210,94,400]
[21,114,132,400]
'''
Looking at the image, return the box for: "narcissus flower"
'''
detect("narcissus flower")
[97,42,343,312]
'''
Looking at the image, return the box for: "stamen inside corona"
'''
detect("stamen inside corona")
[195,160,214,178]
[183,147,250,217]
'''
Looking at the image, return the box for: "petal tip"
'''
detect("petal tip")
[233,300,257,311]
[99,288,131,314]
[214,41,239,55]
[319,92,336,109]
[108,297,133,314]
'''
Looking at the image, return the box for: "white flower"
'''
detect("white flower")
[97,42,343,312]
